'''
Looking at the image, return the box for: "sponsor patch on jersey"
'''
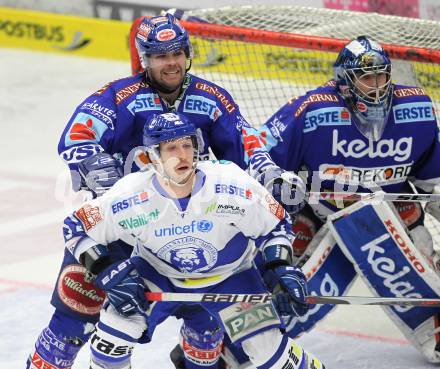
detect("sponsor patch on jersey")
[57,264,106,315]
[267,116,288,139]
[204,202,246,216]
[60,144,104,164]
[393,102,435,124]
[154,220,213,237]
[127,93,162,114]
[265,193,285,220]
[331,129,412,162]
[235,114,252,130]
[294,93,339,117]
[80,99,116,128]
[183,95,222,121]
[75,204,103,231]
[394,87,426,98]
[111,191,149,214]
[215,183,252,199]
[65,112,109,146]
[303,107,351,133]
[195,82,236,113]
[119,209,160,230]
[115,81,147,104]
[242,126,263,158]
[156,236,217,273]
[319,162,413,186]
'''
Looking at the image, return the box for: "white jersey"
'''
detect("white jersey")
[65,161,293,288]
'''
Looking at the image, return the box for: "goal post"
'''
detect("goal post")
[183,5,440,126]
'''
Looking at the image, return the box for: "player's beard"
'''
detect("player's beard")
[146,65,185,95]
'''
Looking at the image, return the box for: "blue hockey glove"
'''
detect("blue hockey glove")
[95,259,149,316]
[264,265,309,317]
[78,153,123,197]
[258,166,306,214]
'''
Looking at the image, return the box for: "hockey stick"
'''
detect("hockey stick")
[145,292,440,307]
[307,191,440,203]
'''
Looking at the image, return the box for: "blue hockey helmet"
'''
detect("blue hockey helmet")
[135,13,193,69]
[334,36,393,140]
[144,112,197,147]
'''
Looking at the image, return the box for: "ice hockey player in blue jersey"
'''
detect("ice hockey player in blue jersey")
[63,112,325,369]
[234,35,440,366]
[26,13,305,369]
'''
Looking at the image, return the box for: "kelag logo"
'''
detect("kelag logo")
[0,20,91,50]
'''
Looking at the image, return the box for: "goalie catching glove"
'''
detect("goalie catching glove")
[257,166,306,214]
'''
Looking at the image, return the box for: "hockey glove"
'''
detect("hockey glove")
[78,153,123,197]
[95,259,149,316]
[258,166,306,214]
[264,265,309,317]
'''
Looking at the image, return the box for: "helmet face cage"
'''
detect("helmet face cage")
[135,13,193,69]
[334,36,392,105]
[334,36,393,141]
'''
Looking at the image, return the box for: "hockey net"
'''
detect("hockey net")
[182,5,440,245]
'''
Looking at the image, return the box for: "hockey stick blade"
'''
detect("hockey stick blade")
[145,292,440,306]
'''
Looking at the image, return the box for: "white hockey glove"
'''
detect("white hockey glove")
[257,166,307,214]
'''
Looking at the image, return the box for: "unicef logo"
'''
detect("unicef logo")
[197,220,213,232]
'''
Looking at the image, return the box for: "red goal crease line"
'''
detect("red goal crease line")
[182,21,440,64]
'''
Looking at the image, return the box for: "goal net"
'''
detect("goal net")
[182,5,440,243]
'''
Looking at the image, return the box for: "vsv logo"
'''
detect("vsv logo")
[155,220,213,237]
[331,129,412,162]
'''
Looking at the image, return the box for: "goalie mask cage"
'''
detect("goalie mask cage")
[182,5,440,244]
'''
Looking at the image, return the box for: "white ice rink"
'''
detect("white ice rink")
[0,48,438,369]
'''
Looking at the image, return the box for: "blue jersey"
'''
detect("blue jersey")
[58,73,265,190]
[260,81,440,217]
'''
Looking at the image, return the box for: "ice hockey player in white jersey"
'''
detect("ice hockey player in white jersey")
[63,112,325,369]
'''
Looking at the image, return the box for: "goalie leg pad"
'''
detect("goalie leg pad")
[26,311,93,369]
[242,331,325,369]
[329,201,440,363]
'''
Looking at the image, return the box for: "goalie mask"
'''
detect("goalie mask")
[334,36,393,141]
[143,113,203,185]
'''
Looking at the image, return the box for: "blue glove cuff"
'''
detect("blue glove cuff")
[263,244,293,269]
